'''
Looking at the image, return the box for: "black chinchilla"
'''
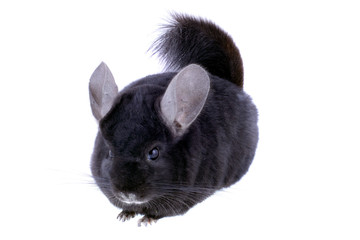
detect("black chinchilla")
[89,14,258,226]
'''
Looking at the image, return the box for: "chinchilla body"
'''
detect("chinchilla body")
[89,14,258,225]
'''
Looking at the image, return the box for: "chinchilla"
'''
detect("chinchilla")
[89,13,258,226]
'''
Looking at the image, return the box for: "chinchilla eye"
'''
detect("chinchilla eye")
[147,147,159,161]
[108,150,115,158]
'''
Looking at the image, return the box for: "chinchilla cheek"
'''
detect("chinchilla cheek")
[101,158,112,179]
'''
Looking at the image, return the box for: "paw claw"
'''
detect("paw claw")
[117,211,136,222]
[137,216,158,227]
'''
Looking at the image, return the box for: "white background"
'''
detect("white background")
[1,0,359,239]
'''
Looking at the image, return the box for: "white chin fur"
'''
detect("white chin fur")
[117,193,148,205]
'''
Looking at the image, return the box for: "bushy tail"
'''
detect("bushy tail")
[152,13,244,88]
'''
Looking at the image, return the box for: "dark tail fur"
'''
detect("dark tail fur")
[152,13,244,88]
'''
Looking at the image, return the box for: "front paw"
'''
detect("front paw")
[137,216,158,227]
[117,211,136,222]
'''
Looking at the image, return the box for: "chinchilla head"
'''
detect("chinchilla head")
[89,62,211,207]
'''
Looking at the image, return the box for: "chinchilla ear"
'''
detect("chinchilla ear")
[160,64,210,136]
[89,62,118,121]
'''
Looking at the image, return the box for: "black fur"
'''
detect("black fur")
[90,14,258,224]
[152,13,244,87]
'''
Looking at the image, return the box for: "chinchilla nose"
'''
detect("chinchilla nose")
[109,160,147,192]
